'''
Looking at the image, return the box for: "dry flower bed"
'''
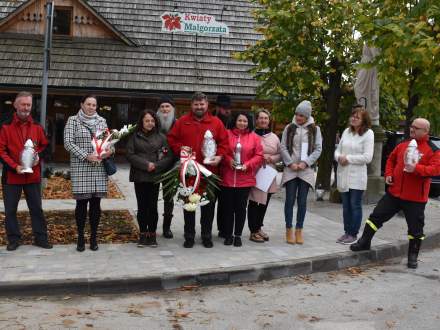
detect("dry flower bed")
[0,209,138,246]
[0,176,123,199]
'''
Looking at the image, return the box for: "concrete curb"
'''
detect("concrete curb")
[1,229,439,297]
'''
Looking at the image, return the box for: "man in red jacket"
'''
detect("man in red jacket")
[350,118,440,268]
[0,92,52,251]
[167,92,230,248]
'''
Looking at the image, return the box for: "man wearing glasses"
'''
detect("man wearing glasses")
[350,118,440,269]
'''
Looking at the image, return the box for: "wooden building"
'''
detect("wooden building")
[0,0,269,160]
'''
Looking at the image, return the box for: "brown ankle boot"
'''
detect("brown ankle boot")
[295,229,304,244]
[286,228,295,244]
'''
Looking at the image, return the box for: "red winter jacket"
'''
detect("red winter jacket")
[167,111,231,175]
[385,135,440,203]
[0,113,48,185]
[220,128,264,188]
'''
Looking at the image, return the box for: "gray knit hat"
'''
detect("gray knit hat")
[295,100,312,119]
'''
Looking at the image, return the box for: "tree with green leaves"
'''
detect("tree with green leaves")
[357,0,440,136]
[235,0,363,189]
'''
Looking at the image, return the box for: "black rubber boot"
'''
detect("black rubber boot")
[407,238,422,269]
[350,221,377,251]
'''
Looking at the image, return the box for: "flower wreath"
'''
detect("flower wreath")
[157,146,221,212]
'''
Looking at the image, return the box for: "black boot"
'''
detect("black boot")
[350,221,377,251]
[408,238,422,269]
[90,236,99,251]
[183,234,195,248]
[75,215,86,252]
[202,235,213,248]
[162,215,173,239]
[77,233,85,252]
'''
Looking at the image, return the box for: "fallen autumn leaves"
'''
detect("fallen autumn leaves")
[0,209,138,245]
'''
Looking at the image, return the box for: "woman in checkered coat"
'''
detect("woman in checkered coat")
[64,95,112,252]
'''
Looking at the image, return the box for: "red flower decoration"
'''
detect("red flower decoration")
[162,14,181,31]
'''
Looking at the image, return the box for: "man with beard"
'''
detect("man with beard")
[156,95,177,238]
[167,92,230,248]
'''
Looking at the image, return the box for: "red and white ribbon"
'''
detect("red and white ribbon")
[179,147,213,194]
[180,147,201,193]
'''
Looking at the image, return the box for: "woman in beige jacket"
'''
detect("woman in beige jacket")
[280,101,322,244]
[248,109,281,243]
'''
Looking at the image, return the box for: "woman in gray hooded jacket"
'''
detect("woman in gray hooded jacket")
[280,100,322,244]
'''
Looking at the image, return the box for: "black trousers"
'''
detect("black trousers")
[162,187,174,231]
[3,183,48,243]
[134,182,160,233]
[248,193,272,233]
[183,198,216,241]
[216,186,225,234]
[369,193,426,238]
[220,186,251,238]
[75,197,102,237]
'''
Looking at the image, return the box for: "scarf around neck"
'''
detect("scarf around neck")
[77,109,99,132]
[254,128,271,136]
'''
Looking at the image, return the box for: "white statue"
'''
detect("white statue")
[202,130,217,164]
[354,44,380,126]
[20,139,36,173]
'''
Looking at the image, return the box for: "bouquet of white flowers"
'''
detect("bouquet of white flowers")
[91,124,137,158]
[111,124,136,141]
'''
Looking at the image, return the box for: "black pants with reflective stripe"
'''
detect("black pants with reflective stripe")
[369,193,426,238]
[3,183,48,243]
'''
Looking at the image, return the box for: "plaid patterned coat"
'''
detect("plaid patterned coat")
[63,114,108,195]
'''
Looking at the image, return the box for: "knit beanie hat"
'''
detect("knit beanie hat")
[295,100,312,119]
[158,95,175,108]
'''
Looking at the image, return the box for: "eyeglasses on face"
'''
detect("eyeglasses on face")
[410,125,425,131]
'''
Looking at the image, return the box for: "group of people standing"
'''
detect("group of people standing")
[1,91,440,269]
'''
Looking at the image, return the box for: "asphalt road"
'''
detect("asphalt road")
[1,248,439,330]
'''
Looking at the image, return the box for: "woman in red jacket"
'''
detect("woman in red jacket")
[219,112,264,247]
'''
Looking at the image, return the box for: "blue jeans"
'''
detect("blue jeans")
[284,178,310,229]
[340,189,364,236]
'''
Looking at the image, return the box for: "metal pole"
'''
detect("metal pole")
[40,1,54,130]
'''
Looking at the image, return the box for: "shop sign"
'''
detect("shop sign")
[161,12,229,35]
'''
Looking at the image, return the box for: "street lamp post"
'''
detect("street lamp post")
[40,1,54,131]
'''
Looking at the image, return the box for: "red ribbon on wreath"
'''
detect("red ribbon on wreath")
[180,147,201,194]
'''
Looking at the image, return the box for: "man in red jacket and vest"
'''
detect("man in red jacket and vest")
[167,92,230,248]
[350,118,440,268]
[0,92,52,251]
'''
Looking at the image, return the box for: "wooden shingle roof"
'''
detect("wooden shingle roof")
[0,0,261,96]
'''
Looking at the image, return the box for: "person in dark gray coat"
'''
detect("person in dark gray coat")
[126,110,174,247]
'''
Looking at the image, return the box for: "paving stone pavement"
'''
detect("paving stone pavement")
[1,164,440,295]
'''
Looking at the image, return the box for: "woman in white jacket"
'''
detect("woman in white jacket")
[334,105,374,245]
